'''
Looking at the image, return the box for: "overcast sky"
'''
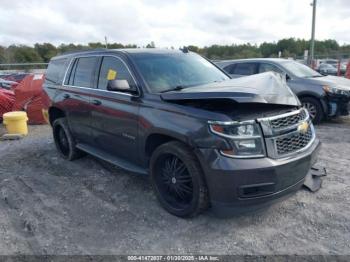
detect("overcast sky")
[0,0,349,48]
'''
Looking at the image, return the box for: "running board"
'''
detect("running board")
[76,143,148,175]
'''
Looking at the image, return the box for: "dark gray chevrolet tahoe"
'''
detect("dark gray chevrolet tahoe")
[43,49,320,217]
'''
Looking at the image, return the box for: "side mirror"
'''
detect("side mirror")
[107,79,131,91]
[286,74,291,81]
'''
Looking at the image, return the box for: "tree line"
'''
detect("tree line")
[191,38,350,60]
[0,38,350,65]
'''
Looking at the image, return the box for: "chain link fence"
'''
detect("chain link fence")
[0,63,48,75]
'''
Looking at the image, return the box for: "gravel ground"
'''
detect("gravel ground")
[0,118,349,255]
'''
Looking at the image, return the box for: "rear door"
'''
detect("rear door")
[62,56,99,144]
[89,55,140,164]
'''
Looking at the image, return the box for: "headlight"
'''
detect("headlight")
[323,85,350,96]
[208,121,265,158]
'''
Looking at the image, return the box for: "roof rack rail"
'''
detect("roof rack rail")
[59,48,108,56]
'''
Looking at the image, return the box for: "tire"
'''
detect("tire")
[300,97,324,124]
[52,118,84,160]
[150,141,209,218]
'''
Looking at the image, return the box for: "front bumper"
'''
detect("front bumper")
[195,138,321,216]
[326,95,350,117]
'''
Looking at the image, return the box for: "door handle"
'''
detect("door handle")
[92,99,101,106]
[63,94,70,99]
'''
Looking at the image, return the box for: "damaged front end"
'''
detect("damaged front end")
[158,73,323,214]
[161,72,316,160]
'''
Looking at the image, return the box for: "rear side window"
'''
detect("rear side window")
[97,56,136,90]
[233,63,257,75]
[45,58,68,84]
[67,57,98,88]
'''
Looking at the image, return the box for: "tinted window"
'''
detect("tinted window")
[131,53,229,93]
[46,58,68,84]
[223,64,236,74]
[98,56,136,90]
[72,57,98,88]
[259,63,283,74]
[233,63,257,75]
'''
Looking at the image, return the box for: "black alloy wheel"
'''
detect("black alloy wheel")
[150,141,209,218]
[57,126,70,156]
[53,118,84,160]
[155,154,194,208]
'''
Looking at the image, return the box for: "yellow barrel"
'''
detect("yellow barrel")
[3,111,29,135]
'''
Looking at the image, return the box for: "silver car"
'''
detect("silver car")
[215,58,350,124]
[318,63,338,76]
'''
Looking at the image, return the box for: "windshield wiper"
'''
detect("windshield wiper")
[160,85,189,93]
[304,75,323,78]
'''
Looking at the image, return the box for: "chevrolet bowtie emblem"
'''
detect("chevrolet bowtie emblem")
[298,121,309,134]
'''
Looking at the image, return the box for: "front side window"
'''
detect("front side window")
[233,63,257,76]
[130,52,229,93]
[223,64,236,74]
[98,56,136,90]
[259,63,283,74]
[71,57,98,88]
[282,61,321,78]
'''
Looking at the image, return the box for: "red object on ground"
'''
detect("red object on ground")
[12,74,47,124]
[346,62,350,79]
[0,89,15,119]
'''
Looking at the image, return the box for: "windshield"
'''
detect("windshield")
[130,52,229,93]
[321,64,335,69]
[282,61,321,78]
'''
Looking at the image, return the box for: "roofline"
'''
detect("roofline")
[59,48,108,56]
[52,48,124,60]
[51,48,188,60]
[215,58,292,63]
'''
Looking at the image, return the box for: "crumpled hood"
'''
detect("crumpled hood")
[160,72,300,106]
[305,75,350,90]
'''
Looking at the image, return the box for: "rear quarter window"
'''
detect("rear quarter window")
[45,58,68,85]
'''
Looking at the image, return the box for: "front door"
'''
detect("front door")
[89,55,140,164]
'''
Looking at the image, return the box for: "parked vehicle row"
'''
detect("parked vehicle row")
[215,58,350,124]
[318,59,347,75]
[44,49,320,217]
[0,78,18,90]
[317,63,338,76]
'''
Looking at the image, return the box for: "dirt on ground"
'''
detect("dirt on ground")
[0,118,349,255]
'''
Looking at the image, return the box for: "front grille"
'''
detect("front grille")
[275,126,313,155]
[258,108,315,159]
[270,109,307,129]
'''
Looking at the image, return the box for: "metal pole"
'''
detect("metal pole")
[310,0,317,66]
[105,36,108,49]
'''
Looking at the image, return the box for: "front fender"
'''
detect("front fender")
[298,91,328,115]
[138,105,230,155]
